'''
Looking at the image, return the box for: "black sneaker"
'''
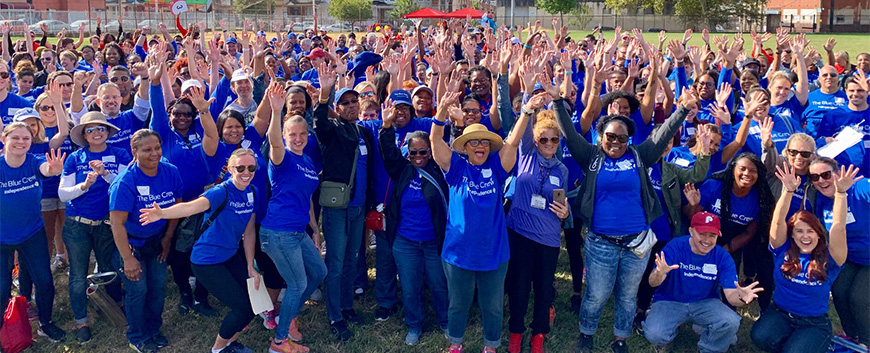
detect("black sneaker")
[611,340,629,353]
[178,293,192,315]
[329,320,353,341]
[76,326,92,344]
[226,341,253,353]
[129,340,159,353]
[192,301,219,317]
[151,332,169,348]
[341,309,364,325]
[570,294,582,315]
[633,311,646,336]
[374,306,395,322]
[574,333,594,353]
[37,322,66,342]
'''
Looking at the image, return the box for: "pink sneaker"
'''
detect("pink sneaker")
[448,344,463,353]
[261,309,278,330]
[26,301,38,320]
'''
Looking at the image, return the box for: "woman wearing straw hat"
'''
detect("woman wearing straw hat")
[429,89,531,353]
[58,110,129,344]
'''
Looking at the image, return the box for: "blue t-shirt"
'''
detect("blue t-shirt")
[40,125,77,199]
[191,180,256,265]
[665,146,727,178]
[0,154,46,245]
[698,179,759,242]
[397,174,436,242]
[818,107,870,176]
[205,125,269,224]
[109,162,183,244]
[803,90,848,138]
[106,110,148,155]
[734,115,802,157]
[262,152,319,232]
[442,152,510,271]
[648,163,672,242]
[653,236,738,303]
[591,110,651,145]
[770,95,807,124]
[771,242,842,317]
[815,179,870,265]
[63,147,133,220]
[0,93,33,125]
[358,118,434,206]
[592,153,648,235]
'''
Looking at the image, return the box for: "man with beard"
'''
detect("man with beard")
[74,79,151,155]
[89,66,135,112]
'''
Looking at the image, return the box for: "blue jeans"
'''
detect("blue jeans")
[0,229,55,326]
[322,206,364,322]
[63,219,122,325]
[260,227,327,340]
[374,230,397,309]
[643,299,740,353]
[115,240,168,345]
[443,260,508,348]
[580,230,650,338]
[751,303,832,353]
[392,235,448,333]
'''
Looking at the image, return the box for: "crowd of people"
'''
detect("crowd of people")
[0,15,868,353]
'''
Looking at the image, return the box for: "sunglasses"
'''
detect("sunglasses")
[57,82,74,87]
[604,132,629,143]
[467,139,491,147]
[110,76,130,83]
[820,73,838,78]
[0,72,9,79]
[171,111,195,117]
[408,149,430,156]
[538,137,560,145]
[41,57,52,62]
[462,108,481,114]
[360,91,375,98]
[808,171,832,181]
[784,50,792,54]
[38,105,55,112]
[233,165,257,173]
[787,149,814,158]
[84,126,107,134]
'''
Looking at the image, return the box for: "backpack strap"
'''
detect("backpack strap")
[415,167,448,212]
[200,184,229,234]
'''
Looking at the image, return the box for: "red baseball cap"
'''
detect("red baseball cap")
[691,212,721,236]
[306,48,328,60]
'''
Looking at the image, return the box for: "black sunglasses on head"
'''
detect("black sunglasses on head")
[604,132,629,143]
[808,171,832,181]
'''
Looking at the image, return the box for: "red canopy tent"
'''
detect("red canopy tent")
[443,8,486,19]
[403,8,448,19]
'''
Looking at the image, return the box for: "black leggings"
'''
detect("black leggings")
[563,218,585,294]
[636,240,669,313]
[192,253,255,339]
[832,261,870,345]
[507,228,559,335]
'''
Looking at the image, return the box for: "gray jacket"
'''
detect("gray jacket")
[554,98,690,230]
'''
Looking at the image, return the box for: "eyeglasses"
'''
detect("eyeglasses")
[360,91,375,98]
[41,57,52,62]
[787,149,814,158]
[808,171,832,181]
[784,50,792,54]
[466,139,491,147]
[84,126,107,134]
[233,165,257,173]
[462,108,481,114]
[171,111,195,117]
[0,72,9,79]
[408,149,430,156]
[604,132,629,143]
[57,82,74,87]
[538,137,560,145]
[820,73,838,78]
[110,76,130,83]
[697,81,716,88]
[38,105,55,112]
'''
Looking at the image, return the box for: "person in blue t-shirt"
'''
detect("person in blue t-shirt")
[643,212,762,353]
[733,87,803,157]
[751,163,855,353]
[0,122,67,342]
[58,111,129,343]
[803,65,848,137]
[71,79,151,154]
[109,129,183,352]
[430,89,529,353]
[809,158,870,345]
[139,148,262,353]
[0,61,35,125]
[815,77,870,178]
[259,85,326,353]
[766,36,811,128]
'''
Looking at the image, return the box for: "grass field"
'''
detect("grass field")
[17,235,843,353]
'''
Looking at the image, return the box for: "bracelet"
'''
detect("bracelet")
[523,44,532,49]
[431,73,439,76]
[784,188,796,193]
[565,71,574,75]
[433,119,447,126]
[199,110,210,114]
[836,191,847,194]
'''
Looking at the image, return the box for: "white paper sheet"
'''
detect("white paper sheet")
[818,126,864,159]
[247,277,274,315]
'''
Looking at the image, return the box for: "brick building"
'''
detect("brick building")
[767,0,870,32]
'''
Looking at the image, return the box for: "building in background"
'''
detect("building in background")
[766,0,870,32]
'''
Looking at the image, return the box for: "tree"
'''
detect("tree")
[329,0,373,28]
[387,0,420,23]
[568,4,592,29]
[232,0,275,13]
[536,0,575,23]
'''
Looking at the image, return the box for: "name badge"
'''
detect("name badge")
[686,127,695,135]
[482,168,492,178]
[702,264,717,275]
[749,126,761,135]
[530,194,547,210]
[846,212,856,224]
[102,155,116,163]
[241,140,252,149]
[137,186,150,196]
[247,192,254,203]
[674,158,690,167]
[360,145,368,156]
[549,176,560,186]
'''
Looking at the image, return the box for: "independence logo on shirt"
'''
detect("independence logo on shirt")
[710,199,755,225]
[0,174,39,194]
[603,158,636,172]
[135,186,176,206]
[679,262,718,281]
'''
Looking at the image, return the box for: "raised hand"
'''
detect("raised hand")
[381,98,396,128]
[658,30,667,44]
[760,116,774,148]
[667,40,686,61]
[790,34,808,56]
[44,149,66,176]
[775,162,801,192]
[315,61,337,93]
[823,37,837,52]
[46,81,63,107]
[267,82,285,113]
[654,251,679,274]
[185,86,214,113]
[716,82,732,106]
[219,20,227,32]
[697,124,714,153]
[682,29,693,44]
[702,28,710,44]
[734,281,763,305]
[834,165,864,193]
[710,102,732,125]
[684,183,701,206]
[524,92,548,111]
[680,87,700,110]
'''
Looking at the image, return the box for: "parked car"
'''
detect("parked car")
[137,19,162,29]
[29,20,70,34]
[105,20,137,33]
[0,20,29,35]
[285,23,304,32]
[324,23,354,33]
[70,20,99,35]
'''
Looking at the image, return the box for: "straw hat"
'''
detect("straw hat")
[70,112,120,147]
[452,123,503,153]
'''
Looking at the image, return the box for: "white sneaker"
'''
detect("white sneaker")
[368,234,377,249]
[309,288,323,301]
[50,255,67,273]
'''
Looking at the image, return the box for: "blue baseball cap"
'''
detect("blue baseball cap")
[287,32,297,39]
[226,37,238,44]
[334,88,359,106]
[256,30,266,37]
[389,89,412,106]
[533,82,544,92]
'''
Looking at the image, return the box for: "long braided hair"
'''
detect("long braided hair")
[709,152,774,237]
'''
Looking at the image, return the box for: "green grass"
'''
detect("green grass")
[18,235,843,353]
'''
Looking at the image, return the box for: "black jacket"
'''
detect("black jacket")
[379,126,449,250]
[312,103,375,203]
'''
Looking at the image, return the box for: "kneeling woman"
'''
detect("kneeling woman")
[750,163,858,353]
[109,130,183,352]
[139,148,263,353]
